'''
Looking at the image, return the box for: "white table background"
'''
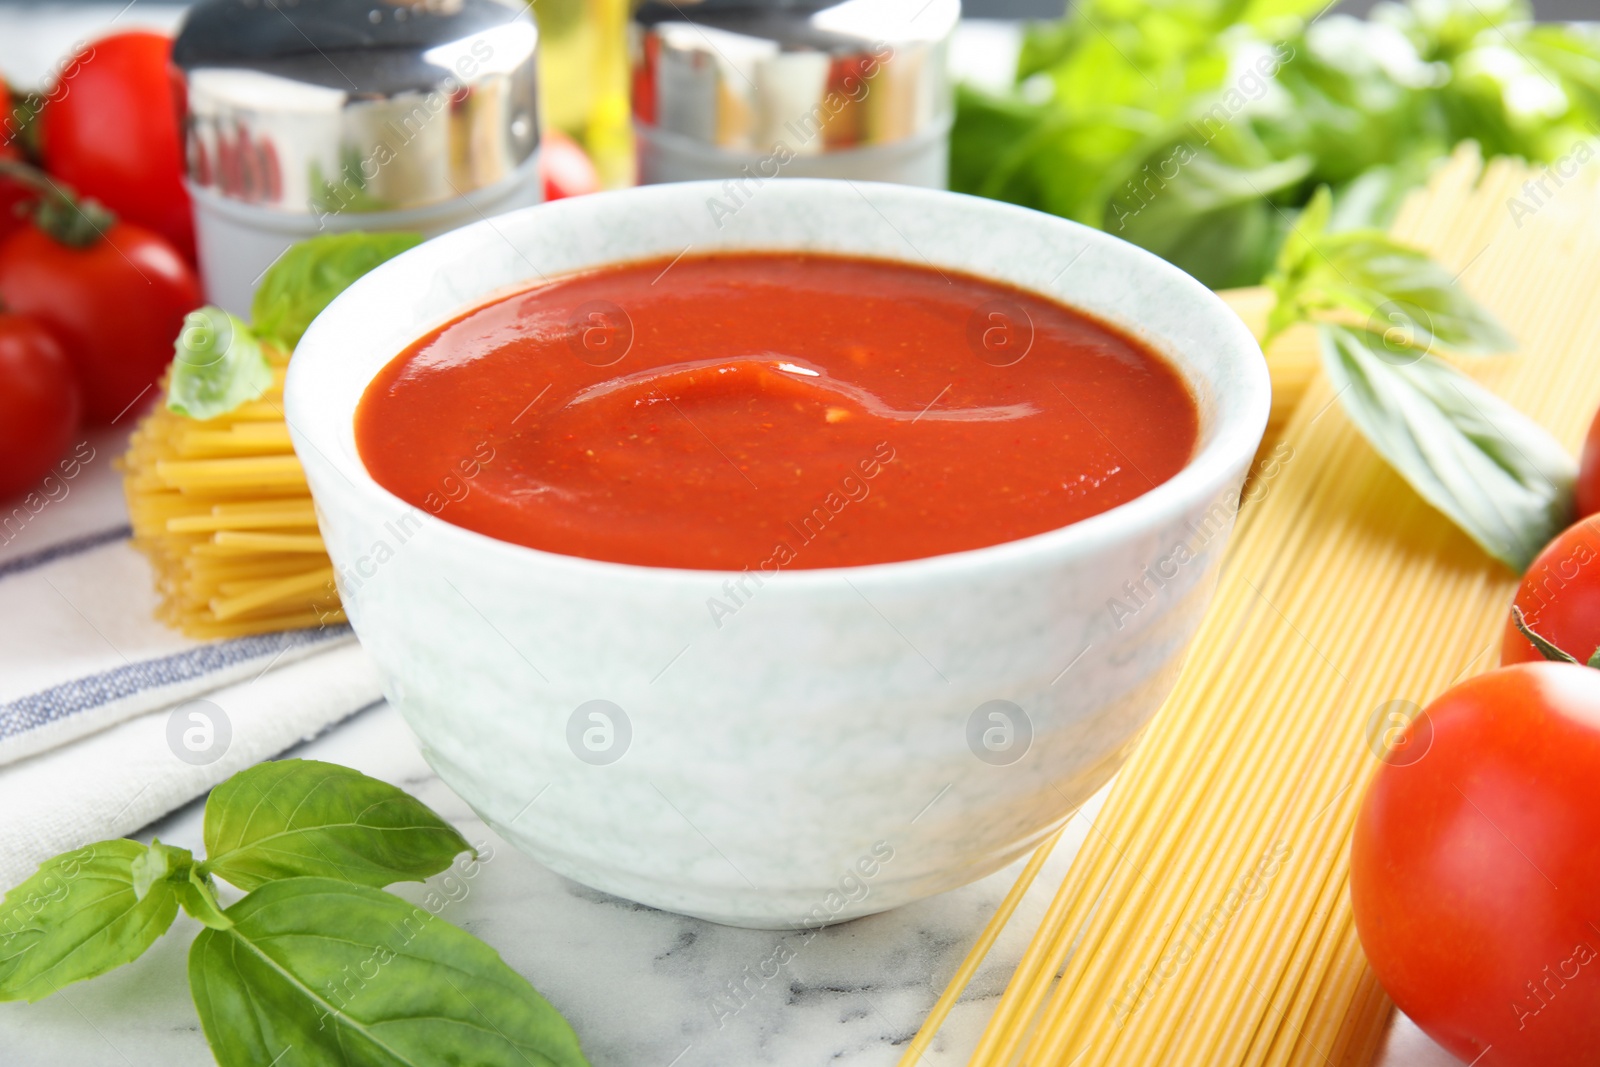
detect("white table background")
[0,10,1454,1065]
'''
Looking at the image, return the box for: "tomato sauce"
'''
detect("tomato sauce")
[355,252,1198,570]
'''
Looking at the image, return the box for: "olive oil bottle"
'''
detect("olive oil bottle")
[533,0,635,187]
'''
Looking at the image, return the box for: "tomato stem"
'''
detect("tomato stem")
[0,158,115,248]
[1510,605,1585,665]
[2,81,47,161]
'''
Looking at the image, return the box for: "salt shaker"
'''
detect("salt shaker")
[173,0,542,313]
[631,0,959,189]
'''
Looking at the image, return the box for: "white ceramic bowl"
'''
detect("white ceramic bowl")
[286,180,1269,928]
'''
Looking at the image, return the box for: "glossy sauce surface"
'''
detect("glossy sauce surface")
[356,253,1199,570]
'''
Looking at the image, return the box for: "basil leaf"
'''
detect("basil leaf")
[1114,149,1311,291]
[130,839,191,901]
[1319,324,1575,572]
[179,868,234,932]
[251,232,422,350]
[1326,158,1438,233]
[0,840,180,1002]
[948,84,1058,210]
[1257,19,1445,191]
[1265,185,1334,343]
[1235,0,1331,28]
[201,759,470,892]
[1265,184,1514,357]
[189,878,588,1067]
[129,839,233,930]
[166,306,272,420]
[1313,233,1517,356]
[1282,185,1332,269]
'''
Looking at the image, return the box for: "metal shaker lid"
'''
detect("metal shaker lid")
[173,0,539,217]
[631,0,959,155]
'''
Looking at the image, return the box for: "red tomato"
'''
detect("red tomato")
[1578,408,1600,520]
[1501,518,1600,666]
[0,221,200,424]
[0,77,32,244]
[40,32,195,264]
[1350,663,1600,1067]
[540,128,601,201]
[0,313,80,500]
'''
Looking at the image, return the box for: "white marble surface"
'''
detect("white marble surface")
[0,699,1115,1066]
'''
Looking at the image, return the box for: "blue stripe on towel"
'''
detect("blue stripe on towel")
[0,624,352,740]
[0,525,134,582]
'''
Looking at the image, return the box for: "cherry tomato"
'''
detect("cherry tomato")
[0,220,200,424]
[40,32,195,264]
[1501,517,1600,666]
[1578,407,1600,520]
[0,313,80,501]
[1350,663,1600,1067]
[541,128,601,201]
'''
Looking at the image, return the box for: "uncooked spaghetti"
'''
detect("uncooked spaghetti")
[905,147,1600,1066]
[121,347,343,639]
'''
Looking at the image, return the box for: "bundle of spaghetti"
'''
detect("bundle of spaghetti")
[904,145,1600,1067]
[121,346,345,640]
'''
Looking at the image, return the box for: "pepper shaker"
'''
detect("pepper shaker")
[173,0,542,314]
[631,0,959,189]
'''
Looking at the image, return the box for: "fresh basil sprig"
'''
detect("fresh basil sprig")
[954,0,1600,290]
[1265,187,1517,354]
[165,231,423,422]
[0,760,588,1067]
[1266,187,1575,572]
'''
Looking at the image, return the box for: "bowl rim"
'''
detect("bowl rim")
[286,179,1271,590]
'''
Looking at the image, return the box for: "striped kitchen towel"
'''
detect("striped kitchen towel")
[0,425,385,886]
